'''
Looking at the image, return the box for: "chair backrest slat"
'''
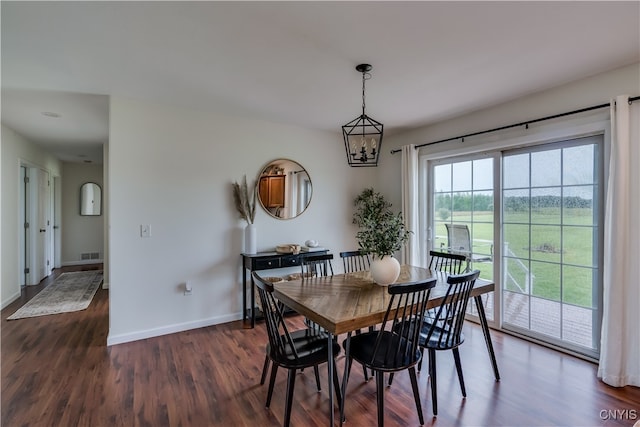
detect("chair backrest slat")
[339,250,371,273]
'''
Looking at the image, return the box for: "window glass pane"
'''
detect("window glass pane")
[562,305,593,348]
[503,189,529,223]
[563,186,594,226]
[531,296,561,338]
[434,164,451,192]
[532,149,561,187]
[562,266,595,308]
[452,192,472,218]
[473,158,493,190]
[563,226,595,267]
[504,259,530,294]
[452,161,472,191]
[531,188,561,224]
[563,145,595,185]
[503,223,529,259]
[531,261,561,301]
[531,225,561,263]
[473,191,494,224]
[434,192,451,212]
[504,291,529,328]
[503,153,529,189]
[433,221,448,249]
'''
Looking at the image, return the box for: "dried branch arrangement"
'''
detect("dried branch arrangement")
[232,175,256,225]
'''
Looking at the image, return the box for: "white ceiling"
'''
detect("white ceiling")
[2,1,639,164]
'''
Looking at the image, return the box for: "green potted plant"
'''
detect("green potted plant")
[353,188,411,285]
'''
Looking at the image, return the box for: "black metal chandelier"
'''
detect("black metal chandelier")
[342,64,383,167]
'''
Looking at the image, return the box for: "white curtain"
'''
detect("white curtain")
[598,95,640,387]
[401,144,421,266]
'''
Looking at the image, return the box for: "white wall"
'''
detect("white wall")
[61,161,104,265]
[1,125,62,308]
[107,97,375,345]
[380,63,640,208]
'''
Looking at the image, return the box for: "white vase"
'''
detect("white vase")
[245,223,257,254]
[370,255,401,285]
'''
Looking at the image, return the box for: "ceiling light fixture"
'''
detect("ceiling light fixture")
[342,64,383,167]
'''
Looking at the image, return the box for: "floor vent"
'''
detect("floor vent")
[81,252,101,260]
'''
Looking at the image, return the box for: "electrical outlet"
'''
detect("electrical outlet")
[140,224,151,237]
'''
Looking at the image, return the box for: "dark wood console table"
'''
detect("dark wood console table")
[241,250,329,328]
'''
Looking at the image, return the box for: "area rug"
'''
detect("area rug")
[7,270,103,320]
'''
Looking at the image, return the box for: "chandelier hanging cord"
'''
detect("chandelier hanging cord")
[361,69,371,117]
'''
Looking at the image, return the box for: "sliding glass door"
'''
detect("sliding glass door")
[502,136,603,357]
[427,134,603,357]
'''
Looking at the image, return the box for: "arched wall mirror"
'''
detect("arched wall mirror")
[80,182,102,216]
[257,159,312,220]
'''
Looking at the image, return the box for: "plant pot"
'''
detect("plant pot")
[370,255,401,285]
[245,224,257,254]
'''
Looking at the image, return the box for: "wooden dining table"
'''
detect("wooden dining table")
[272,264,500,427]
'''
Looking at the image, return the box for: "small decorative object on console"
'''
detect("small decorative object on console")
[301,246,326,252]
[276,244,301,254]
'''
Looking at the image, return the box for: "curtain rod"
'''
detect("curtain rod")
[390,95,640,154]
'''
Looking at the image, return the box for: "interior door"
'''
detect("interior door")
[36,169,52,281]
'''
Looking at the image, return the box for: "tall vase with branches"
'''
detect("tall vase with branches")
[232,175,257,253]
[353,188,411,284]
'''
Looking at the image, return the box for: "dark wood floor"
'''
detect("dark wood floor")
[2,265,639,427]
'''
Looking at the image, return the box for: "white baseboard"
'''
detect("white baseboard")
[101,281,109,289]
[1,291,21,310]
[106,312,243,346]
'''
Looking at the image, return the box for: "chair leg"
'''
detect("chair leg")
[375,370,385,427]
[284,368,297,427]
[417,347,425,372]
[428,349,438,416]
[452,348,466,397]
[266,363,279,407]
[313,365,321,391]
[408,367,424,425]
[346,356,354,382]
[355,329,370,381]
[388,372,394,386]
[260,355,270,385]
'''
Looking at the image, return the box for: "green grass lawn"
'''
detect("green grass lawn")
[434,209,597,308]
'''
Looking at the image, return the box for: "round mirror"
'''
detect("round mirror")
[257,159,312,219]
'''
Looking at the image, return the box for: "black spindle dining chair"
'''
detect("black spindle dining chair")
[418,269,480,415]
[253,271,341,427]
[342,278,437,427]
[339,250,371,274]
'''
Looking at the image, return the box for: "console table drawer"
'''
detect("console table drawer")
[253,257,281,270]
[281,256,301,267]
